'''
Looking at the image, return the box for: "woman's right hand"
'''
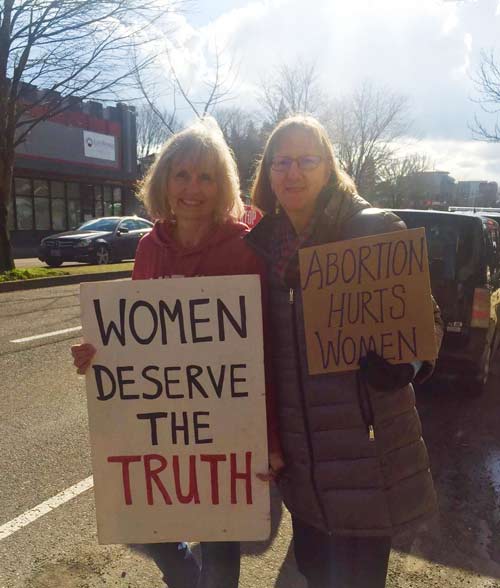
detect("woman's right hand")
[71,342,96,375]
[256,450,286,482]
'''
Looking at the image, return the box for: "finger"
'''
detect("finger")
[73,348,95,363]
[76,361,91,375]
[74,351,93,364]
[71,343,96,358]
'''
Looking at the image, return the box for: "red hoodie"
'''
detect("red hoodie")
[132,220,280,453]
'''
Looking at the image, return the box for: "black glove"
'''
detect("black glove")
[359,351,415,391]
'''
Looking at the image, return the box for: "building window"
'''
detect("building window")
[10,177,125,231]
[14,178,33,230]
[112,186,122,215]
[16,197,34,229]
[67,182,81,228]
[7,196,15,230]
[33,180,49,197]
[34,197,50,229]
[51,181,66,231]
[34,180,50,229]
[103,185,113,216]
[94,185,104,218]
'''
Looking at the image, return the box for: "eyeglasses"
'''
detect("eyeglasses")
[271,155,323,172]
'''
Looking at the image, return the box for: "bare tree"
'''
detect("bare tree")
[171,43,236,117]
[259,60,324,124]
[471,50,500,142]
[324,82,411,197]
[214,106,262,191]
[374,153,432,208]
[134,40,237,132]
[0,0,183,272]
[136,103,178,159]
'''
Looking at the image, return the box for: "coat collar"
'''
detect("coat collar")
[246,182,371,258]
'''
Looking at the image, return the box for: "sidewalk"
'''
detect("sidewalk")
[14,257,46,269]
[0,259,132,293]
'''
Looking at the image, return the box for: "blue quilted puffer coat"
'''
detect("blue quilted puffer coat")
[246,189,443,537]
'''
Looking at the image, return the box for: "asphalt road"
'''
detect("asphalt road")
[1,283,500,587]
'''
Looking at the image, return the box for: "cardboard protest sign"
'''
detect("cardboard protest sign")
[298,228,437,375]
[80,275,269,544]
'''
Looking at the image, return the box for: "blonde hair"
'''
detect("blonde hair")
[251,115,357,214]
[138,117,244,223]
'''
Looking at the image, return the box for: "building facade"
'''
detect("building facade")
[456,181,499,208]
[9,94,139,256]
[409,171,456,207]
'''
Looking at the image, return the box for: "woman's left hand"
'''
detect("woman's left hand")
[256,451,286,482]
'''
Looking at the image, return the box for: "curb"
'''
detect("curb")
[0,270,132,293]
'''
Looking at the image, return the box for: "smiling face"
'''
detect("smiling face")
[269,128,330,225]
[166,155,219,224]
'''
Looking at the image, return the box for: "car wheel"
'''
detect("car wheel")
[46,258,63,268]
[94,245,110,265]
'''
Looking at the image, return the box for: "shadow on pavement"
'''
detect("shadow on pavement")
[129,369,500,586]
[391,371,500,580]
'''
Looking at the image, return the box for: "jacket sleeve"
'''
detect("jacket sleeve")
[131,238,148,281]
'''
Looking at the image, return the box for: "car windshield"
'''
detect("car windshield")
[426,222,462,281]
[398,213,479,282]
[78,219,119,232]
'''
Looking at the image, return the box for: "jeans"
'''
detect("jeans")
[292,518,392,588]
[143,541,241,588]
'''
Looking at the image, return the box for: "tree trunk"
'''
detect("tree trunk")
[0,156,14,272]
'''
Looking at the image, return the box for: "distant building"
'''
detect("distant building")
[456,181,499,208]
[9,88,139,256]
[405,171,456,208]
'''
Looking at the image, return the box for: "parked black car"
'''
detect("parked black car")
[393,209,500,394]
[39,216,153,267]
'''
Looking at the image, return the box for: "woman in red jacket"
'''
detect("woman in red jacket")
[72,118,283,588]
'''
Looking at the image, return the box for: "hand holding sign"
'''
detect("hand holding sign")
[359,350,415,390]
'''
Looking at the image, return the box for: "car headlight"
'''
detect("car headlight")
[76,239,92,248]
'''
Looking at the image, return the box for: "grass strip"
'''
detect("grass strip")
[0,268,70,282]
[1,262,134,282]
[55,262,134,275]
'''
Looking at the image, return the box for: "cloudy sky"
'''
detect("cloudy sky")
[155,0,500,183]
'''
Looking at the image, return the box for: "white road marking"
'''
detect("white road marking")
[0,476,94,541]
[11,326,82,343]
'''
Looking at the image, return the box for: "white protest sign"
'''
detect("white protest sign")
[299,228,438,375]
[80,275,270,544]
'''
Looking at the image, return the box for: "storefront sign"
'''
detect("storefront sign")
[80,275,269,544]
[298,228,437,375]
[83,130,116,161]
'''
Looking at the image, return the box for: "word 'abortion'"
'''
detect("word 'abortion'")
[92,296,248,346]
[108,451,254,506]
[302,235,425,290]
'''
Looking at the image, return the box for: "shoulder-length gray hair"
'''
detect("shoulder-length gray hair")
[138,117,244,223]
[251,115,357,214]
